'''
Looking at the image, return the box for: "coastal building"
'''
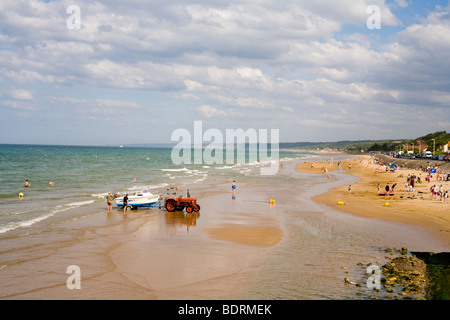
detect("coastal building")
[404,139,428,153]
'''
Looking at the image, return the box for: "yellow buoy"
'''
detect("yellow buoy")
[19,193,24,198]
[384,202,390,207]
[337,201,345,205]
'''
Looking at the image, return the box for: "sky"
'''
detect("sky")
[0,0,449,146]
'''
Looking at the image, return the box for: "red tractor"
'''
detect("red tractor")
[165,197,200,213]
[164,188,201,213]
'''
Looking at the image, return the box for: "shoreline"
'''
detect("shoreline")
[0,177,285,300]
[2,152,449,300]
[296,154,450,246]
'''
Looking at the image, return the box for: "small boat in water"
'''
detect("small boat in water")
[115,190,161,209]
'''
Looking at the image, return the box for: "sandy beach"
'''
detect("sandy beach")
[297,154,450,245]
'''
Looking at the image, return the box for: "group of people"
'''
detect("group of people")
[430,184,448,203]
[23,179,54,188]
[404,173,418,192]
[105,192,129,214]
[377,182,397,199]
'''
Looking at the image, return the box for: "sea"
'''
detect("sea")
[0,144,447,300]
[0,144,308,235]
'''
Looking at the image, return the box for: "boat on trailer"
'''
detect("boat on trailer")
[115,189,162,209]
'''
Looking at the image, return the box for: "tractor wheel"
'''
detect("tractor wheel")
[186,205,194,213]
[165,199,176,212]
[194,204,200,212]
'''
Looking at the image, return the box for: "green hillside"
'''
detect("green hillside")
[281,131,449,153]
[413,131,450,151]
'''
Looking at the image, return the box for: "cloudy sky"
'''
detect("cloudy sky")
[0,0,449,145]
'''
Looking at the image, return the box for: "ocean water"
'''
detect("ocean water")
[0,144,308,235]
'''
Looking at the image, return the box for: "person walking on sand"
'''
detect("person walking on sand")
[106,192,114,211]
[385,183,390,199]
[348,185,352,194]
[123,193,129,214]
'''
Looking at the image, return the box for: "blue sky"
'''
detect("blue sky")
[1,0,449,145]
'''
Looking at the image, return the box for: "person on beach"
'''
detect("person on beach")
[106,192,114,211]
[123,193,129,213]
[231,180,236,195]
[49,180,54,188]
[392,183,397,193]
[385,183,390,199]
[24,179,29,188]
[348,185,352,194]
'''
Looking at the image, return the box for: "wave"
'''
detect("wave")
[65,200,95,207]
[215,165,236,170]
[0,199,98,234]
[0,211,57,234]
[125,183,169,192]
[160,168,189,172]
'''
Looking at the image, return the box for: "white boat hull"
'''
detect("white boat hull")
[115,192,161,208]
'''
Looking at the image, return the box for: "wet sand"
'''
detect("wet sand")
[204,225,283,247]
[297,155,450,246]
[0,178,284,300]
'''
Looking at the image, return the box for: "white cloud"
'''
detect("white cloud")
[197,105,227,118]
[395,0,409,8]
[0,0,449,144]
[1,100,36,111]
[10,89,33,100]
